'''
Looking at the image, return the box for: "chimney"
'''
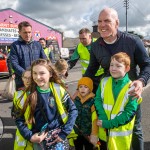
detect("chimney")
[92,25,98,32]
[92,21,100,38]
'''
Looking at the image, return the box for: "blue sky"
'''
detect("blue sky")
[0,0,150,38]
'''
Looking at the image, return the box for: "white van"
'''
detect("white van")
[60,48,69,59]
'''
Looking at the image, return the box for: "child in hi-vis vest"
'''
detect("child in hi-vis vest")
[95,52,142,150]
[15,59,78,150]
[13,68,33,150]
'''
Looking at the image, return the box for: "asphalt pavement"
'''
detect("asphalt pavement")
[0,65,150,149]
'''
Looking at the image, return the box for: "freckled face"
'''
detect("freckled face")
[109,59,128,79]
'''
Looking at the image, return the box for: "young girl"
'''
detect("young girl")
[13,68,32,150]
[73,77,99,150]
[15,59,78,150]
[54,59,69,88]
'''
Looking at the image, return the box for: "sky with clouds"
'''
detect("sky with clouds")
[0,0,150,38]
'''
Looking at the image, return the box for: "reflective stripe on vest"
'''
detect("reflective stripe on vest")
[49,82,77,146]
[100,77,135,150]
[100,77,109,100]
[50,83,68,122]
[77,43,104,76]
[13,91,33,150]
[101,77,131,119]
[15,136,26,146]
[13,91,31,129]
[14,133,33,150]
[109,129,133,137]
[14,91,24,108]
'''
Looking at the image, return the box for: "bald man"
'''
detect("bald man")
[85,7,150,150]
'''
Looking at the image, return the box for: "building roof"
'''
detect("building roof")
[63,38,80,48]
[0,8,62,34]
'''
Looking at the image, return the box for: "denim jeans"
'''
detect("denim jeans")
[131,105,144,150]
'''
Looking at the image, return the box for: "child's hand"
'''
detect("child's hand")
[90,134,98,146]
[30,132,47,143]
[97,120,102,127]
[46,135,63,147]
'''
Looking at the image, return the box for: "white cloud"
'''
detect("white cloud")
[0,0,150,38]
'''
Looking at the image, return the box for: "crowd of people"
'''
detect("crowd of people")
[4,7,150,150]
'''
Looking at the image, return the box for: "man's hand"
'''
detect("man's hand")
[128,80,143,99]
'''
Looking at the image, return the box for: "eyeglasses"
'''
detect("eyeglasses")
[22,76,31,81]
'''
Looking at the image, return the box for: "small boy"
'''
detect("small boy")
[95,52,142,150]
[74,77,99,150]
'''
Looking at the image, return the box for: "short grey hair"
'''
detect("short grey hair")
[100,7,119,21]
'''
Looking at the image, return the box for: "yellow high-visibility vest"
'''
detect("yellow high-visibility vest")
[14,83,77,149]
[13,91,33,150]
[99,77,141,150]
[77,42,104,76]
[50,82,78,146]
[44,47,51,59]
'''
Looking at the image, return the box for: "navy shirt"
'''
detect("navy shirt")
[34,87,63,132]
[15,84,78,141]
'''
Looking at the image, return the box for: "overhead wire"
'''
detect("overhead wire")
[130,0,146,18]
[79,0,147,31]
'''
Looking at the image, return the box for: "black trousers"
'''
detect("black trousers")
[99,139,107,150]
[74,135,93,150]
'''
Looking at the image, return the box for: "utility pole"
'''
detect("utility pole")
[123,0,129,32]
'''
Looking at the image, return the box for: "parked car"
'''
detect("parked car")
[0,52,9,77]
[68,47,76,58]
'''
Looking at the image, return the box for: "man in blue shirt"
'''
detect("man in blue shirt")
[10,21,46,90]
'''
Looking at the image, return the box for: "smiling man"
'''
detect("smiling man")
[10,21,46,90]
[68,28,104,78]
[85,7,150,150]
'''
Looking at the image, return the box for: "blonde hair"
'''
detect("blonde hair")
[111,52,131,67]
[55,59,68,72]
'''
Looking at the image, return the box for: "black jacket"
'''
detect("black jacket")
[85,31,150,90]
